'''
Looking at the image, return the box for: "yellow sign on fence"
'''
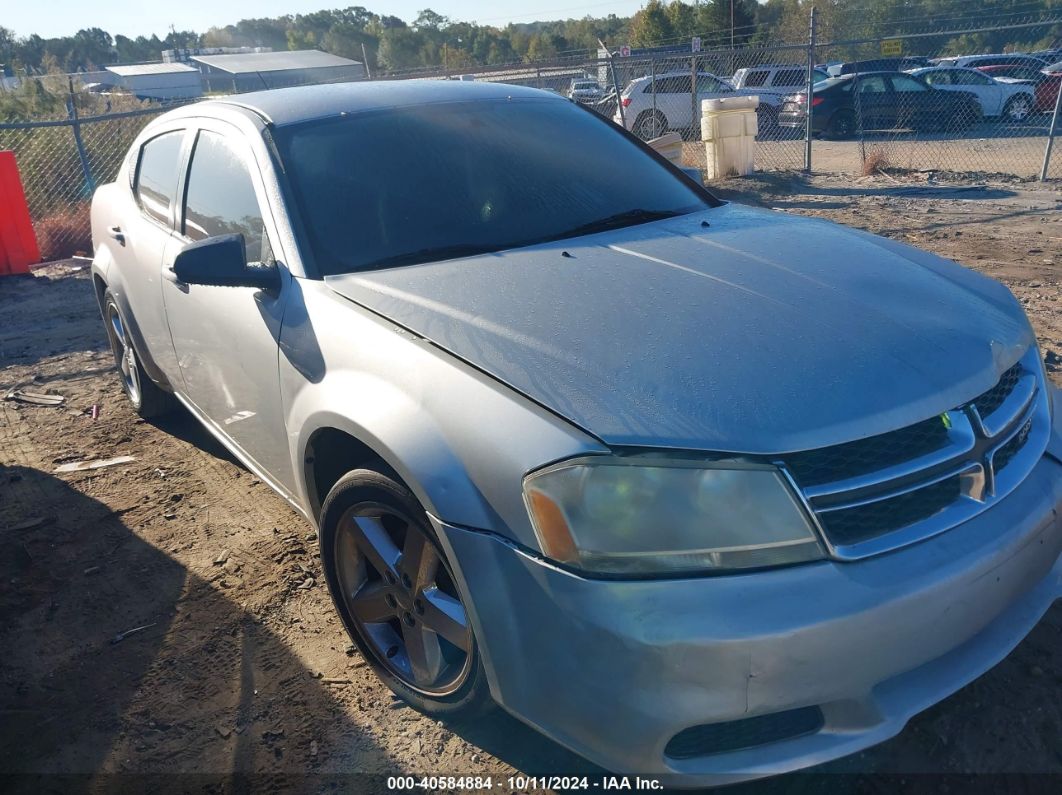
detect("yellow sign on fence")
[881,39,903,57]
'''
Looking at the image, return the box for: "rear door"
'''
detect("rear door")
[887,73,935,129]
[852,75,893,130]
[160,120,294,489]
[117,126,190,383]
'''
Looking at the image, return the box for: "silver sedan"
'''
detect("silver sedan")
[90,80,1062,786]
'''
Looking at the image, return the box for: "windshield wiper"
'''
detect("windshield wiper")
[358,243,503,271]
[547,208,686,241]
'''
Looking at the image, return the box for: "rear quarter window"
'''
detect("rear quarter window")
[134,131,185,225]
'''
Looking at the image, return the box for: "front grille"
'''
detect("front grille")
[993,418,1032,473]
[973,361,1022,420]
[818,476,961,546]
[664,707,824,760]
[785,415,949,487]
[781,350,1045,557]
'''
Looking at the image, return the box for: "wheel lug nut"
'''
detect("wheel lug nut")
[403,612,415,627]
[385,594,397,609]
[401,573,413,589]
[413,599,425,615]
[385,572,397,585]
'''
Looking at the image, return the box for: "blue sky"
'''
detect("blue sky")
[7,0,650,39]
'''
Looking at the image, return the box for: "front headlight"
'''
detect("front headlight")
[523,457,824,575]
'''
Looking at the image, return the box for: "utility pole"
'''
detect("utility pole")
[731,0,735,50]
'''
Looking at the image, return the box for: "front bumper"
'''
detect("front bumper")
[434,443,1062,786]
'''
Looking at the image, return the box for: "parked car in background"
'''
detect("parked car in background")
[568,78,603,104]
[1035,62,1062,111]
[90,79,1062,787]
[615,70,744,139]
[729,64,830,131]
[826,57,930,76]
[779,72,981,138]
[908,66,1035,121]
[933,53,1048,71]
[978,61,1062,112]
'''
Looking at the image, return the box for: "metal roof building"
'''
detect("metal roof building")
[104,63,203,101]
[191,50,365,93]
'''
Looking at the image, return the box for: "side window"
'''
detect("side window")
[744,70,769,87]
[658,76,691,93]
[923,71,949,86]
[773,69,805,87]
[696,74,729,93]
[135,131,184,225]
[890,75,928,93]
[964,71,992,85]
[856,76,888,94]
[183,130,273,267]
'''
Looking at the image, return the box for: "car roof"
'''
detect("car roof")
[909,65,982,73]
[631,71,722,81]
[185,79,564,127]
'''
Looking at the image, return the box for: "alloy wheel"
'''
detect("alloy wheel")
[334,503,472,695]
[107,303,141,405]
[1007,96,1031,121]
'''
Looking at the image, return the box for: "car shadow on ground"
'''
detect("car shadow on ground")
[0,464,395,791]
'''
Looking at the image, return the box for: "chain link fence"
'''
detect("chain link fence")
[2,12,1061,263]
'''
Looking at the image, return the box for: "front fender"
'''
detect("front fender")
[280,279,606,548]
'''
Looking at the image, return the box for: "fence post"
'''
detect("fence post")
[804,6,817,174]
[361,42,372,80]
[651,57,657,138]
[1040,75,1062,181]
[691,54,698,142]
[598,39,626,129]
[66,77,95,195]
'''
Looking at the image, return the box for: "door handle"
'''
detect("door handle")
[107,226,125,245]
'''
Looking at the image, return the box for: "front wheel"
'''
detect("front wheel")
[319,469,493,718]
[1003,94,1032,123]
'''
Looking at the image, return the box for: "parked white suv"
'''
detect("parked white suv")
[614,71,747,139]
[729,64,831,108]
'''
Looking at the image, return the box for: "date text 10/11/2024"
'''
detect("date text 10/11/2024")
[386,776,665,791]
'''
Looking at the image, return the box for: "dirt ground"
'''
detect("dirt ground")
[1,173,1061,793]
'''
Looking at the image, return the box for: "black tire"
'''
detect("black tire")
[633,110,667,141]
[1003,94,1033,123]
[319,469,493,719]
[825,109,856,140]
[103,291,175,418]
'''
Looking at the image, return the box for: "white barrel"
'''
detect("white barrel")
[701,96,759,179]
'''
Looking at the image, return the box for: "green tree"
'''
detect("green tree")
[629,0,674,47]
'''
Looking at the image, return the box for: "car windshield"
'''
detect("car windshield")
[275,99,713,275]
[1047,61,1062,72]
[573,82,597,89]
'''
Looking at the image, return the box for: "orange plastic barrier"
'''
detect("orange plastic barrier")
[0,150,41,275]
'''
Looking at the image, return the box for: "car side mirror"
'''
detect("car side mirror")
[172,234,280,290]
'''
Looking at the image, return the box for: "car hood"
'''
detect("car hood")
[324,204,1033,454]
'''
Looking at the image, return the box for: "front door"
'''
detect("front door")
[160,122,294,492]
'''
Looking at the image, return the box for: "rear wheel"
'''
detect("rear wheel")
[103,292,175,418]
[319,469,493,717]
[825,109,856,140]
[633,110,667,141]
